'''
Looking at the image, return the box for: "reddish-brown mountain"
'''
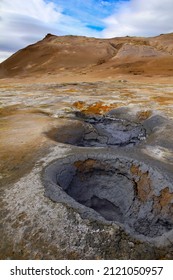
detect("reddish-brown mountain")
[0,33,173,81]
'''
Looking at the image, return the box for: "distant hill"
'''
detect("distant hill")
[0,32,173,79]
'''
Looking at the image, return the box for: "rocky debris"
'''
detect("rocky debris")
[115,44,167,60]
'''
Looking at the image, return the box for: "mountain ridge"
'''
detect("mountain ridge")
[1,32,173,80]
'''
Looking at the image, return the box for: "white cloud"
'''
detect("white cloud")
[0,51,13,63]
[1,0,62,23]
[1,0,173,62]
[0,0,61,61]
[0,0,100,62]
[102,0,173,37]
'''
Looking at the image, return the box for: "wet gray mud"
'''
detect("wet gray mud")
[47,108,147,147]
[76,114,146,147]
[44,107,173,245]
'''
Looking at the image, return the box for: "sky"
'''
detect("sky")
[0,0,173,62]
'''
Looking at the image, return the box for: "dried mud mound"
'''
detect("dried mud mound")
[43,154,173,239]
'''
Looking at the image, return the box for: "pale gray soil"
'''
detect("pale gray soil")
[0,81,173,259]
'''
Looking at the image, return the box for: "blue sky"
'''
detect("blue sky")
[0,0,173,62]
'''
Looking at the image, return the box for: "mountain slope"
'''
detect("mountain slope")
[0,33,173,79]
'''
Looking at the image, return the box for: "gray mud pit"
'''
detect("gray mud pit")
[43,154,173,240]
[76,114,146,147]
[46,109,173,151]
[46,110,146,147]
[43,108,173,258]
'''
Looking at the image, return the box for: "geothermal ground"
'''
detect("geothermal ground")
[0,79,173,259]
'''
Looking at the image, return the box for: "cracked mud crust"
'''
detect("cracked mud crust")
[1,81,173,259]
[46,115,146,147]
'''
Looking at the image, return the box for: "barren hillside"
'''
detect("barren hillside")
[0,33,173,81]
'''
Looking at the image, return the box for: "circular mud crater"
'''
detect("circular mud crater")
[46,115,146,147]
[43,153,173,239]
